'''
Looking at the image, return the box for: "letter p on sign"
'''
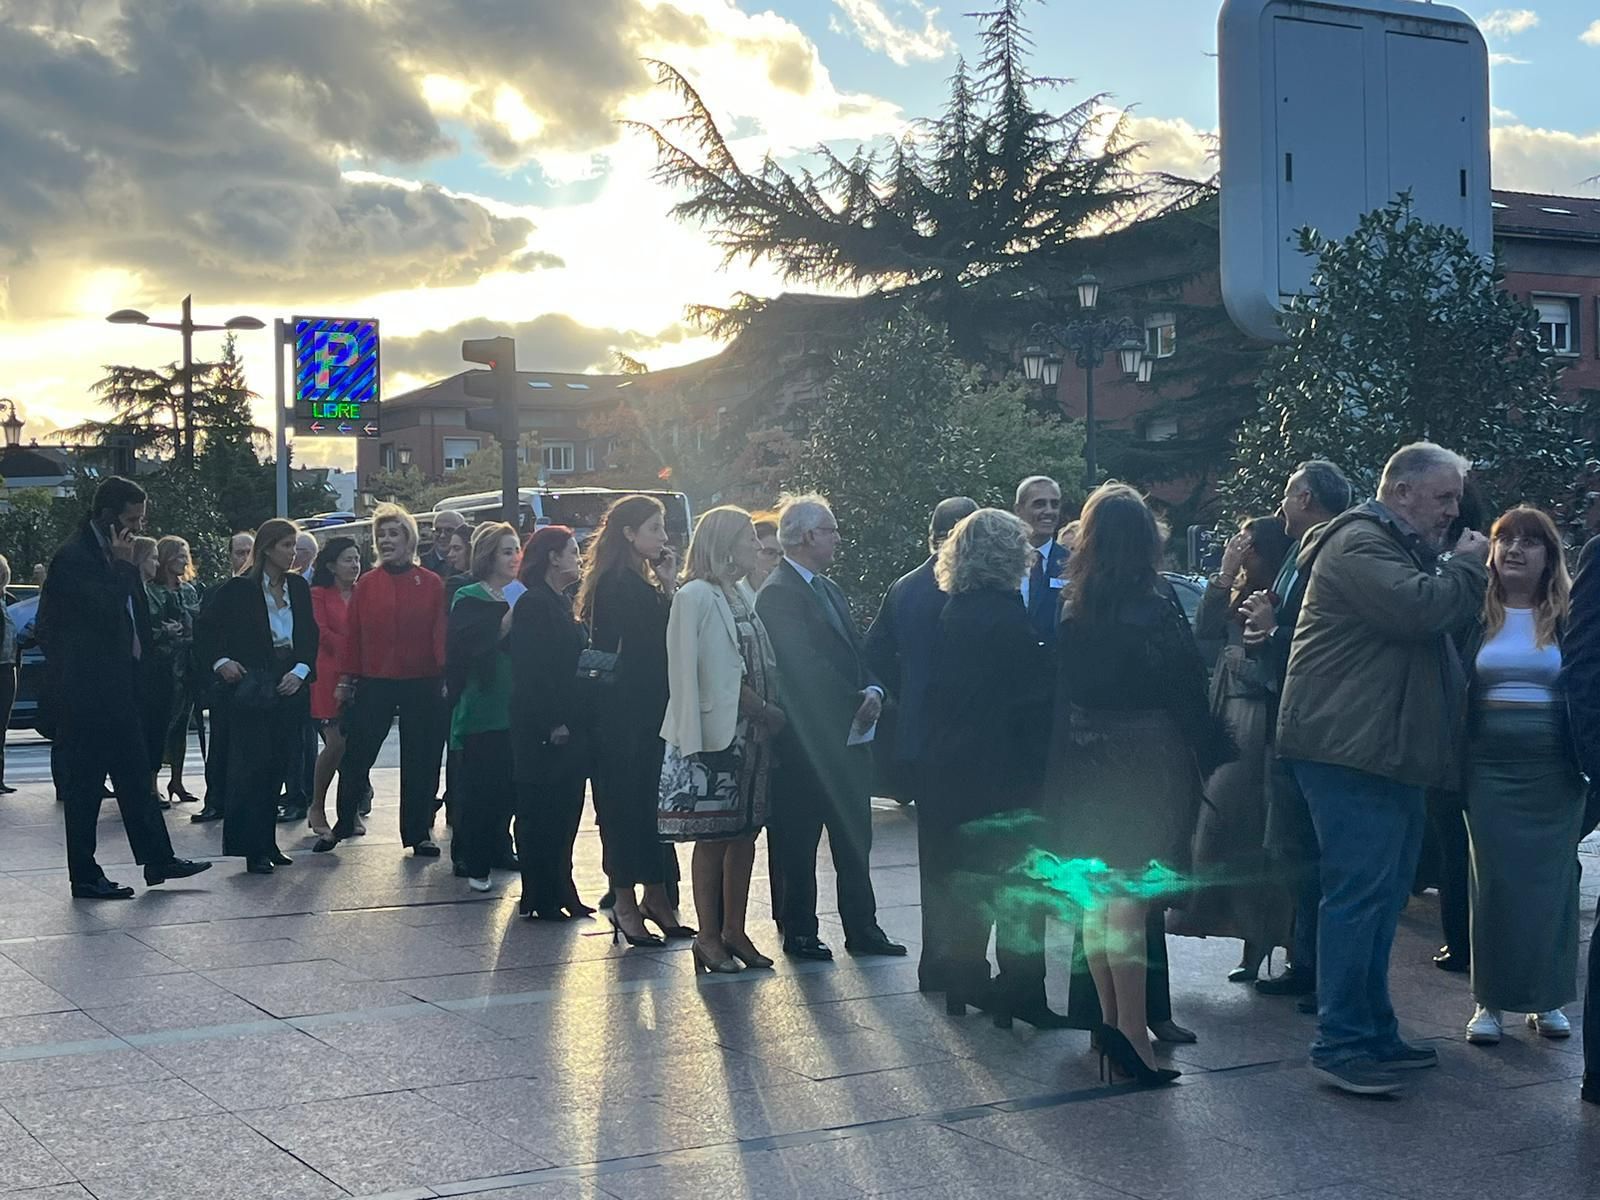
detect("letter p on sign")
[315,333,358,390]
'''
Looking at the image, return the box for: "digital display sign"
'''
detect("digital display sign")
[293,316,380,436]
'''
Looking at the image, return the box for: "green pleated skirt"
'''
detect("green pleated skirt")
[1464,704,1584,1013]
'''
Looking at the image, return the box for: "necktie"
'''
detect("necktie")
[810,575,850,641]
[1029,549,1047,608]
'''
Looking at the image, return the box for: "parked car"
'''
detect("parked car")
[1161,571,1224,674]
[6,595,45,732]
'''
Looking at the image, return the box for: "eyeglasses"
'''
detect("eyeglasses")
[756,547,783,559]
[1493,534,1547,551]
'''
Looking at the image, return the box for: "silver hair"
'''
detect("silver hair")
[1014,475,1061,508]
[935,509,1032,595]
[1378,441,1471,497]
[1292,460,1353,516]
[777,493,834,549]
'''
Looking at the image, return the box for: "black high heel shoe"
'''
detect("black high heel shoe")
[561,886,596,917]
[1228,943,1270,984]
[167,782,200,805]
[640,903,696,940]
[607,909,665,948]
[1098,1025,1181,1088]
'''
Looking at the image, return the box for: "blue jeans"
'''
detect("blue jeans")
[1290,760,1426,1067]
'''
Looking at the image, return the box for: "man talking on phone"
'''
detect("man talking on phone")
[39,477,211,899]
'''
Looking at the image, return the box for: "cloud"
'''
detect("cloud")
[1477,9,1539,38]
[1491,105,1518,121]
[1124,114,1215,181]
[385,313,691,380]
[1490,124,1600,194]
[1584,20,1600,46]
[831,0,955,66]
[1488,52,1530,65]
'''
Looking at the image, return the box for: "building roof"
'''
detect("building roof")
[0,444,76,481]
[1492,189,1600,242]
[387,369,635,412]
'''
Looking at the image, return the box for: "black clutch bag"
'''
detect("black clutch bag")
[232,670,281,712]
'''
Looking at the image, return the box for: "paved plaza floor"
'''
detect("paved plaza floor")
[1,729,1598,1200]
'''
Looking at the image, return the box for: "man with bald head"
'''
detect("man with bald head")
[422,511,467,578]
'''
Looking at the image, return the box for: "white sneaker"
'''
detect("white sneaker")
[1527,1010,1571,1038]
[468,876,493,893]
[1466,1006,1503,1044]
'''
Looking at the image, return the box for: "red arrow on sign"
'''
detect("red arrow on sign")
[309,421,324,433]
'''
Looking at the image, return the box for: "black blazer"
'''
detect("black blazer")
[510,581,588,779]
[195,573,318,680]
[862,557,947,766]
[38,523,154,726]
[756,560,880,768]
[925,588,1052,828]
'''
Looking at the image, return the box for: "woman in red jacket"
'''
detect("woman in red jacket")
[306,537,362,838]
[314,505,448,857]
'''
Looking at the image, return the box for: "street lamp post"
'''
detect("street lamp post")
[1022,272,1151,491]
[106,296,265,467]
[0,399,25,449]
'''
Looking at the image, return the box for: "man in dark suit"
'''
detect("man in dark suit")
[193,530,254,824]
[420,510,467,577]
[1241,460,1353,1004]
[864,496,979,990]
[757,494,905,961]
[40,477,211,899]
[1563,535,1600,1105]
[1014,476,1068,647]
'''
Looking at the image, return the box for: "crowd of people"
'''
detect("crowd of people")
[15,442,1600,1102]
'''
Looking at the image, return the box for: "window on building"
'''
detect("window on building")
[442,437,480,472]
[1534,295,1579,355]
[584,444,596,472]
[1143,417,1179,442]
[1145,312,1177,359]
[542,442,575,473]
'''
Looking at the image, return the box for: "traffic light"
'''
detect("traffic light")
[461,335,520,524]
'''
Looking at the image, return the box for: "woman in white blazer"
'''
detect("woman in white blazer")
[660,506,787,975]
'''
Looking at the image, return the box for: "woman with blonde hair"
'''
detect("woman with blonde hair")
[580,494,686,946]
[150,536,202,806]
[1459,505,1585,1046]
[316,503,448,856]
[923,508,1055,1021]
[660,506,786,973]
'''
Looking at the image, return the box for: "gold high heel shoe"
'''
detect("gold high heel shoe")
[692,941,743,975]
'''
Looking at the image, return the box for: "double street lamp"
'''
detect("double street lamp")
[106,295,264,466]
[1023,271,1153,491]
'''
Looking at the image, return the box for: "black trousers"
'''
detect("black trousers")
[937,813,1048,1007]
[204,693,231,813]
[335,676,445,846]
[1066,908,1174,1028]
[516,746,588,913]
[458,729,515,878]
[0,663,16,784]
[1584,893,1600,1081]
[1427,791,1471,959]
[56,709,174,886]
[281,710,316,810]
[223,690,305,860]
[772,747,879,940]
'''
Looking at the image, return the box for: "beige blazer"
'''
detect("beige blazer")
[659,578,750,755]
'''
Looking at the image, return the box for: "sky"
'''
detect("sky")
[1,0,1597,472]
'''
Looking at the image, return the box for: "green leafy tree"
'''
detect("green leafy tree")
[631,0,1179,358]
[791,308,1085,614]
[1222,196,1582,525]
[0,488,72,578]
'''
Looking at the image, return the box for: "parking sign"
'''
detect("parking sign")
[293,316,380,436]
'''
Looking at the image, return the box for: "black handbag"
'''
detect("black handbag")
[575,647,618,687]
[231,670,281,712]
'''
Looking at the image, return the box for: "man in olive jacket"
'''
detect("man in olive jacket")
[1278,442,1488,1097]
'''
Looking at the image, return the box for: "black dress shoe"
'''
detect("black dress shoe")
[277,804,308,824]
[246,857,275,874]
[1582,1074,1600,1105]
[143,859,213,886]
[411,840,442,858]
[0,783,17,794]
[1149,1019,1197,1044]
[71,877,135,900]
[1255,968,1316,997]
[190,806,223,823]
[1433,947,1470,974]
[452,862,469,878]
[783,935,834,961]
[845,929,907,957]
[495,853,520,871]
[270,851,292,866]
[312,835,340,853]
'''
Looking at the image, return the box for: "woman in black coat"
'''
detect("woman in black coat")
[511,526,592,919]
[924,509,1055,1024]
[196,519,318,874]
[574,494,686,946]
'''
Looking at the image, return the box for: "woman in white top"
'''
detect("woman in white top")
[659,506,787,976]
[1460,506,1584,1046]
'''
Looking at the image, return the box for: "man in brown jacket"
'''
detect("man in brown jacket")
[1278,442,1488,1096]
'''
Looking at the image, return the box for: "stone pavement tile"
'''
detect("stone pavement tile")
[136,936,325,972]
[32,967,235,1009]
[348,1033,583,1089]
[296,1009,508,1054]
[0,1109,76,1193]
[0,1186,94,1199]
[135,1026,319,1077]
[592,1145,868,1200]
[0,978,76,1019]
[420,1076,737,1167]
[557,1045,811,1103]
[201,958,420,1017]
[36,1111,345,1200]
[238,1089,550,1194]
[0,1047,172,1098]
[0,954,35,982]
[394,954,677,1002]
[321,941,502,981]
[949,1102,1338,1200]
[1387,1141,1600,1200]
[2,1078,221,1139]
[0,1010,116,1051]
[0,932,185,985]
[183,1049,408,1111]
[1280,1188,1410,1200]
[698,995,876,1050]
[730,1028,954,1081]
[448,1182,624,1200]
[84,993,273,1036]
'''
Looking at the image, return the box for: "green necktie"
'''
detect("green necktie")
[810,574,850,641]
